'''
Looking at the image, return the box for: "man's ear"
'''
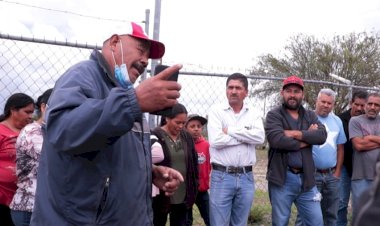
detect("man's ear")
[108,34,120,52]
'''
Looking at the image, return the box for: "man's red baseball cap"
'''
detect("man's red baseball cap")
[283,75,304,90]
[105,22,165,59]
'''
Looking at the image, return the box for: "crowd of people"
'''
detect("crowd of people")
[1,21,379,226]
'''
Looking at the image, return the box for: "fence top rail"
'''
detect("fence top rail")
[179,72,380,92]
[0,33,101,50]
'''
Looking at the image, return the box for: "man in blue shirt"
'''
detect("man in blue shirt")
[296,88,346,226]
[311,88,346,225]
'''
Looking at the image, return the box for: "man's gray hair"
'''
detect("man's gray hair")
[368,92,380,99]
[318,88,337,101]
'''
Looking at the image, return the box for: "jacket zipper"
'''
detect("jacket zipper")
[96,177,110,223]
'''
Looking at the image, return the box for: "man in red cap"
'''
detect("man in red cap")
[31,22,184,225]
[265,75,327,226]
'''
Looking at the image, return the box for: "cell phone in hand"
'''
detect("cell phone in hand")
[153,64,179,81]
[150,64,180,115]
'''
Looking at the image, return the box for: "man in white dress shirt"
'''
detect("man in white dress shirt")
[207,73,265,226]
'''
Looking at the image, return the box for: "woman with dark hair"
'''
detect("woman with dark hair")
[152,103,199,226]
[0,93,34,226]
[10,88,53,226]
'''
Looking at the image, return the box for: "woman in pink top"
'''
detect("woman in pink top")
[151,134,164,197]
[0,93,34,226]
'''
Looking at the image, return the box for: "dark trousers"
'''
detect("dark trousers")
[153,196,189,226]
[187,191,210,226]
[11,210,32,226]
[0,204,15,226]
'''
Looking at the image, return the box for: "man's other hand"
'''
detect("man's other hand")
[152,165,184,196]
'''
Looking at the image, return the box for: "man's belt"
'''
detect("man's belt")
[288,166,303,174]
[316,167,336,174]
[212,163,252,174]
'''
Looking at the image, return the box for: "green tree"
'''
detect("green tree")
[250,32,380,114]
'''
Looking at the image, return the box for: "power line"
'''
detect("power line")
[0,0,136,23]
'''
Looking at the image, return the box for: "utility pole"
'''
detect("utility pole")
[148,0,162,128]
[151,0,162,76]
[141,9,150,82]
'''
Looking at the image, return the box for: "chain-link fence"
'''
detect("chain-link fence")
[0,34,265,116]
[0,35,97,104]
[0,34,267,191]
[1,34,379,204]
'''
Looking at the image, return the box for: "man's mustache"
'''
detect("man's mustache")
[133,63,145,74]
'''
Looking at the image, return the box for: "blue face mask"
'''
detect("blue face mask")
[112,40,132,89]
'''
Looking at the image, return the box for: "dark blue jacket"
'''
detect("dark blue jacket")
[31,50,153,226]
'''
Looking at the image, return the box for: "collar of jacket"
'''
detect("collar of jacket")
[90,50,118,87]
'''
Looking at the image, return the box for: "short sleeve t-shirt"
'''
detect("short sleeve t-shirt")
[349,115,380,180]
[312,113,346,169]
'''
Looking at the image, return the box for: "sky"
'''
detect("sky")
[1,0,380,70]
[1,0,380,115]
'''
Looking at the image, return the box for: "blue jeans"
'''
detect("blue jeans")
[337,166,351,226]
[315,171,340,226]
[351,179,372,222]
[209,170,255,226]
[269,170,323,226]
[295,171,340,226]
[10,210,32,226]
